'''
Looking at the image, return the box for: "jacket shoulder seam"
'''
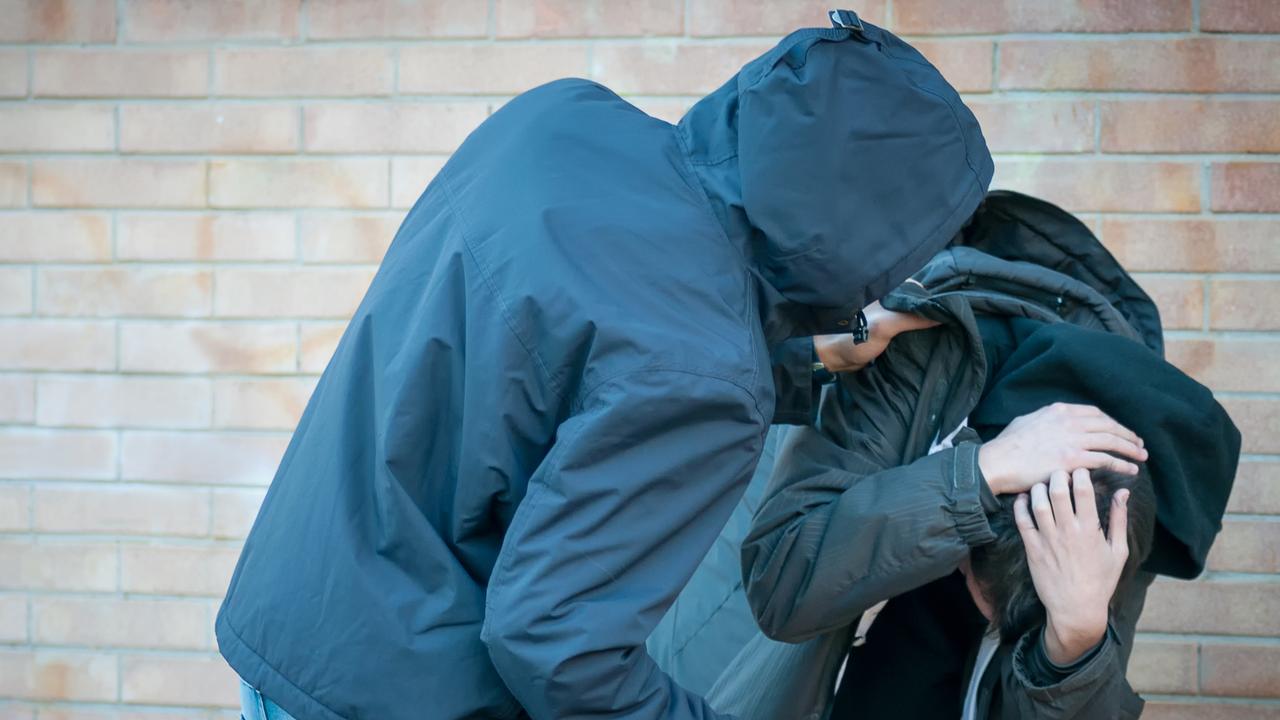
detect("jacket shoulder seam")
[437,169,569,401]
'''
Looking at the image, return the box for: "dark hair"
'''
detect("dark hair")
[969,465,1157,643]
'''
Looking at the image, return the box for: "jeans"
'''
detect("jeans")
[240,679,297,720]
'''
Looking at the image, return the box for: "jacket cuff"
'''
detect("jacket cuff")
[1013,622,1118,695]
[769,338,820,426]
[948,442,996,547]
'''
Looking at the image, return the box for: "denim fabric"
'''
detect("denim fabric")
[240,679,296,720]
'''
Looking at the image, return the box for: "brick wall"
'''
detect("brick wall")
[0,0,1277,717]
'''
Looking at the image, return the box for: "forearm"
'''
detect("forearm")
[743,442,994,642]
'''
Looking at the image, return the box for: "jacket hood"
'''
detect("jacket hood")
[955,190,1165,356]
[677,18,993,338]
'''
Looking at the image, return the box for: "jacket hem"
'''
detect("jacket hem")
[216,610,348,720]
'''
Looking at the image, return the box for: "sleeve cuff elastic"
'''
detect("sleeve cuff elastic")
[948,442,996,547]
[770,337,820,426]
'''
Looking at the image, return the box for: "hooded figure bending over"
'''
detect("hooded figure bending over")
[215,14,1023,720]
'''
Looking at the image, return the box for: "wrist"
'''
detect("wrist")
[1044,614,1107,666]
[977,443,1009,495]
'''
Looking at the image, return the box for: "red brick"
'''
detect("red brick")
[0,0,116,42]
[0,267,32,315]
[1228,461,1280,515]
[299,214,398,264]
[0,375,35,424]
[117,213,296,262]
[309,0,487,39]
[37,267,213,318]
[391,156,449,209]
[1201,643,1280,697]
[215,47,392,97]
[689,0,884,36]
[34,484,209,536]
[0,650,117,702]
[0,320,115,371]
[0,161,25,207]
[907,40,994,93]
[0,105,114,152]
[0,429,116,480]
[121,543,240,596]
[1127,638,1198,694]
[209,158,388,209]
[591,41,773,95]
[37,376,212,429]
[0,540,117,591]
[1202,0,1280,32]
[213,267,375,318]
[211,488,266,539]
[121,104,299,154]
[400,44,589,95]
[895,0,1190,33]
[1207,520,1280,573]
[300,322,346,373]
[123,0,299,41]
[212,377,316,430]
[34,50,207,98]
[993,160,1200,213]
[1102,100,1280,153]
[1138,578,1279,635]
[1211,279,1280,330]
[1212,163,1280,212]
[499,0,683,37]
[969,99,1093,154]
[304,103,486,153]
[0,50,27,97]
[121,431,287,486]
[0,213,110,262]
[1100,219,1280,273]
[120,653,237,707]
[33,159,206,209]
[1145,701,1280,720]
[1222,397,1280,454]
[1165,338,1280,392]
[999,38,1280,92]
[119,321,296,374]
[1133,275,1203,330]
[34,597,208,650]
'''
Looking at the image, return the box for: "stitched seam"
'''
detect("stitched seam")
[438,169,568,401]
[219,616,350,720]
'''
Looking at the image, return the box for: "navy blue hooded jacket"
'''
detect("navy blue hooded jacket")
[215,18,993,720]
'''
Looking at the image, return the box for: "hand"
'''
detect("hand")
[978,403,1147,496]
[1014,469,1130,665]
[813,301,939,373]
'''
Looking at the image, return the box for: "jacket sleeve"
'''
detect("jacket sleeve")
[742,330,997,643]
[995,570,1154,720]
[481,368,765,720]
[770,337,820,426]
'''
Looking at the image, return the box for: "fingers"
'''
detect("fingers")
[1048,469,1073,524]
[1080,432,1149,463]
[1079,451,1140,476]
[1030,481,1056,537]
[1109,489,1130,559]
[1072,467,1099,528]
[1013,493,1044,553]
[1078,414,1145,455]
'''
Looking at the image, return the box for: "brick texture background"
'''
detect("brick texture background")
[0,0,1278,717]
